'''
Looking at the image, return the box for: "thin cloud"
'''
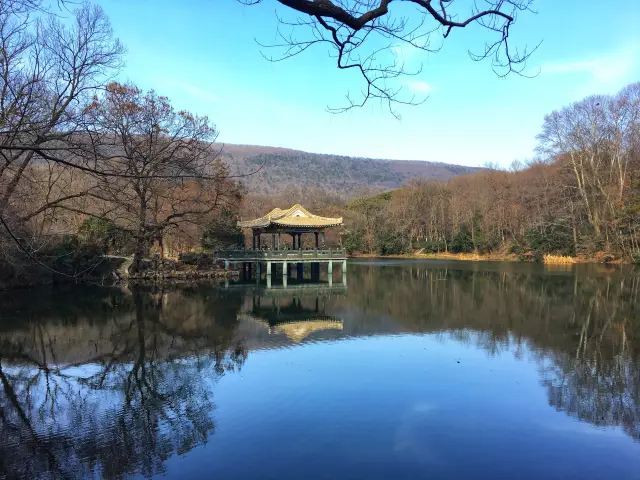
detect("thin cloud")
[179,83,220,103]
[159,78,220,103]
[406,80,433,94]
[392,44,413,58]
[542,44,639,91]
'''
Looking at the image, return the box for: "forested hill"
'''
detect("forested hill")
[218,144,480,196]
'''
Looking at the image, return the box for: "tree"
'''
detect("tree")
[347,190,392,253]
[84,82,243,273]
[241,0,537,114]
[0,1,124,280]
[537,83,640,251]
[0,1,124,217]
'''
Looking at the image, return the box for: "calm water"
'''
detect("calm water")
[1,260,639,479]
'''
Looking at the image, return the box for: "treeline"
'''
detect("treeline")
[340,83,640,261]
[0,1,244,286]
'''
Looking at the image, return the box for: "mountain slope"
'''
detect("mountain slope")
[219,144,480,196]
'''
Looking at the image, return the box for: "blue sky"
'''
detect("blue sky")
[96,0,640,167]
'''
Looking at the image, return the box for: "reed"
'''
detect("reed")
[543,254,576,264]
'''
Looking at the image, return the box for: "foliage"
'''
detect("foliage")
[201,210,244,252]
[450,226,475,253]
[342,229,366,254]
[525,223,575,258]
[78,217,134,255]
[374,225,407,255]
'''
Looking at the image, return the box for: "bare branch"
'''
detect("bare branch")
[240,0,538,114]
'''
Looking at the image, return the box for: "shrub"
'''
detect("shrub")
[342,229,365,254]
[45,235,111,278]
[78,217,134,255]
[424,240,447,253]
[525,222,575,257]
[374,227,407,255]
[450,226,474,253]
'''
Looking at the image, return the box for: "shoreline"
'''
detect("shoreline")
[348,252,637,265]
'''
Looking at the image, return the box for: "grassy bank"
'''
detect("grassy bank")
[349,252,636,264]
[350,252,517,262]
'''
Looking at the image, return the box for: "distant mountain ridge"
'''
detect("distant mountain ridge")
[218,144,480,196]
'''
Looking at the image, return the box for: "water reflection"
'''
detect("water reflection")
[0,286,246,479]
[239,287,345,343]
[0,262,639,478]
[344,262,640,440]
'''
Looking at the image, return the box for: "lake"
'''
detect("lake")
[1,260,639,479]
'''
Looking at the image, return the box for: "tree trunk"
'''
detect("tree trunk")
[130,196,148,275]
[0,151,35,216]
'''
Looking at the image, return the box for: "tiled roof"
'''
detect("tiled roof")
[237,204,343,229]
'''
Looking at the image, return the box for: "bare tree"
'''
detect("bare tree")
[537,83,640,250]
[83,82,243,274]
[0,1,124,281]
[240,0,538,115]
[0,1,124,216]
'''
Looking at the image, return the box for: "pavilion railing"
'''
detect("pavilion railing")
[216,248,347,260]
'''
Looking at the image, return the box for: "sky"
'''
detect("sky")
[94,0,640,167]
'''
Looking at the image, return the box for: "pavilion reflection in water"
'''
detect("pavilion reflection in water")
[236,282,346,343]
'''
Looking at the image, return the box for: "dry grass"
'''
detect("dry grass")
[416,252,510,261]
[543,254,576,264]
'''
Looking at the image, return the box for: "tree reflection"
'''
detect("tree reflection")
[0,285,247,479]
[339,264,640,440]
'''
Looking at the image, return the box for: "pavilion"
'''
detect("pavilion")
[237,204,343,250]
[217,204,347,287]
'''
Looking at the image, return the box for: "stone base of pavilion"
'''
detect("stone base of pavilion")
[216,249,347,289]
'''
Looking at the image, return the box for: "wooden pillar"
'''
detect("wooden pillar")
[291,233,296,249]
[315,232,319,249]
[298,233,302,250]
[257,233,261,249]
[272,233,276,250]
[252,233,256,250]
[322,231,326,248]
[278,232,281,250]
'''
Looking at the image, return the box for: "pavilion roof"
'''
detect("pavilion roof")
[237,204,342,229]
